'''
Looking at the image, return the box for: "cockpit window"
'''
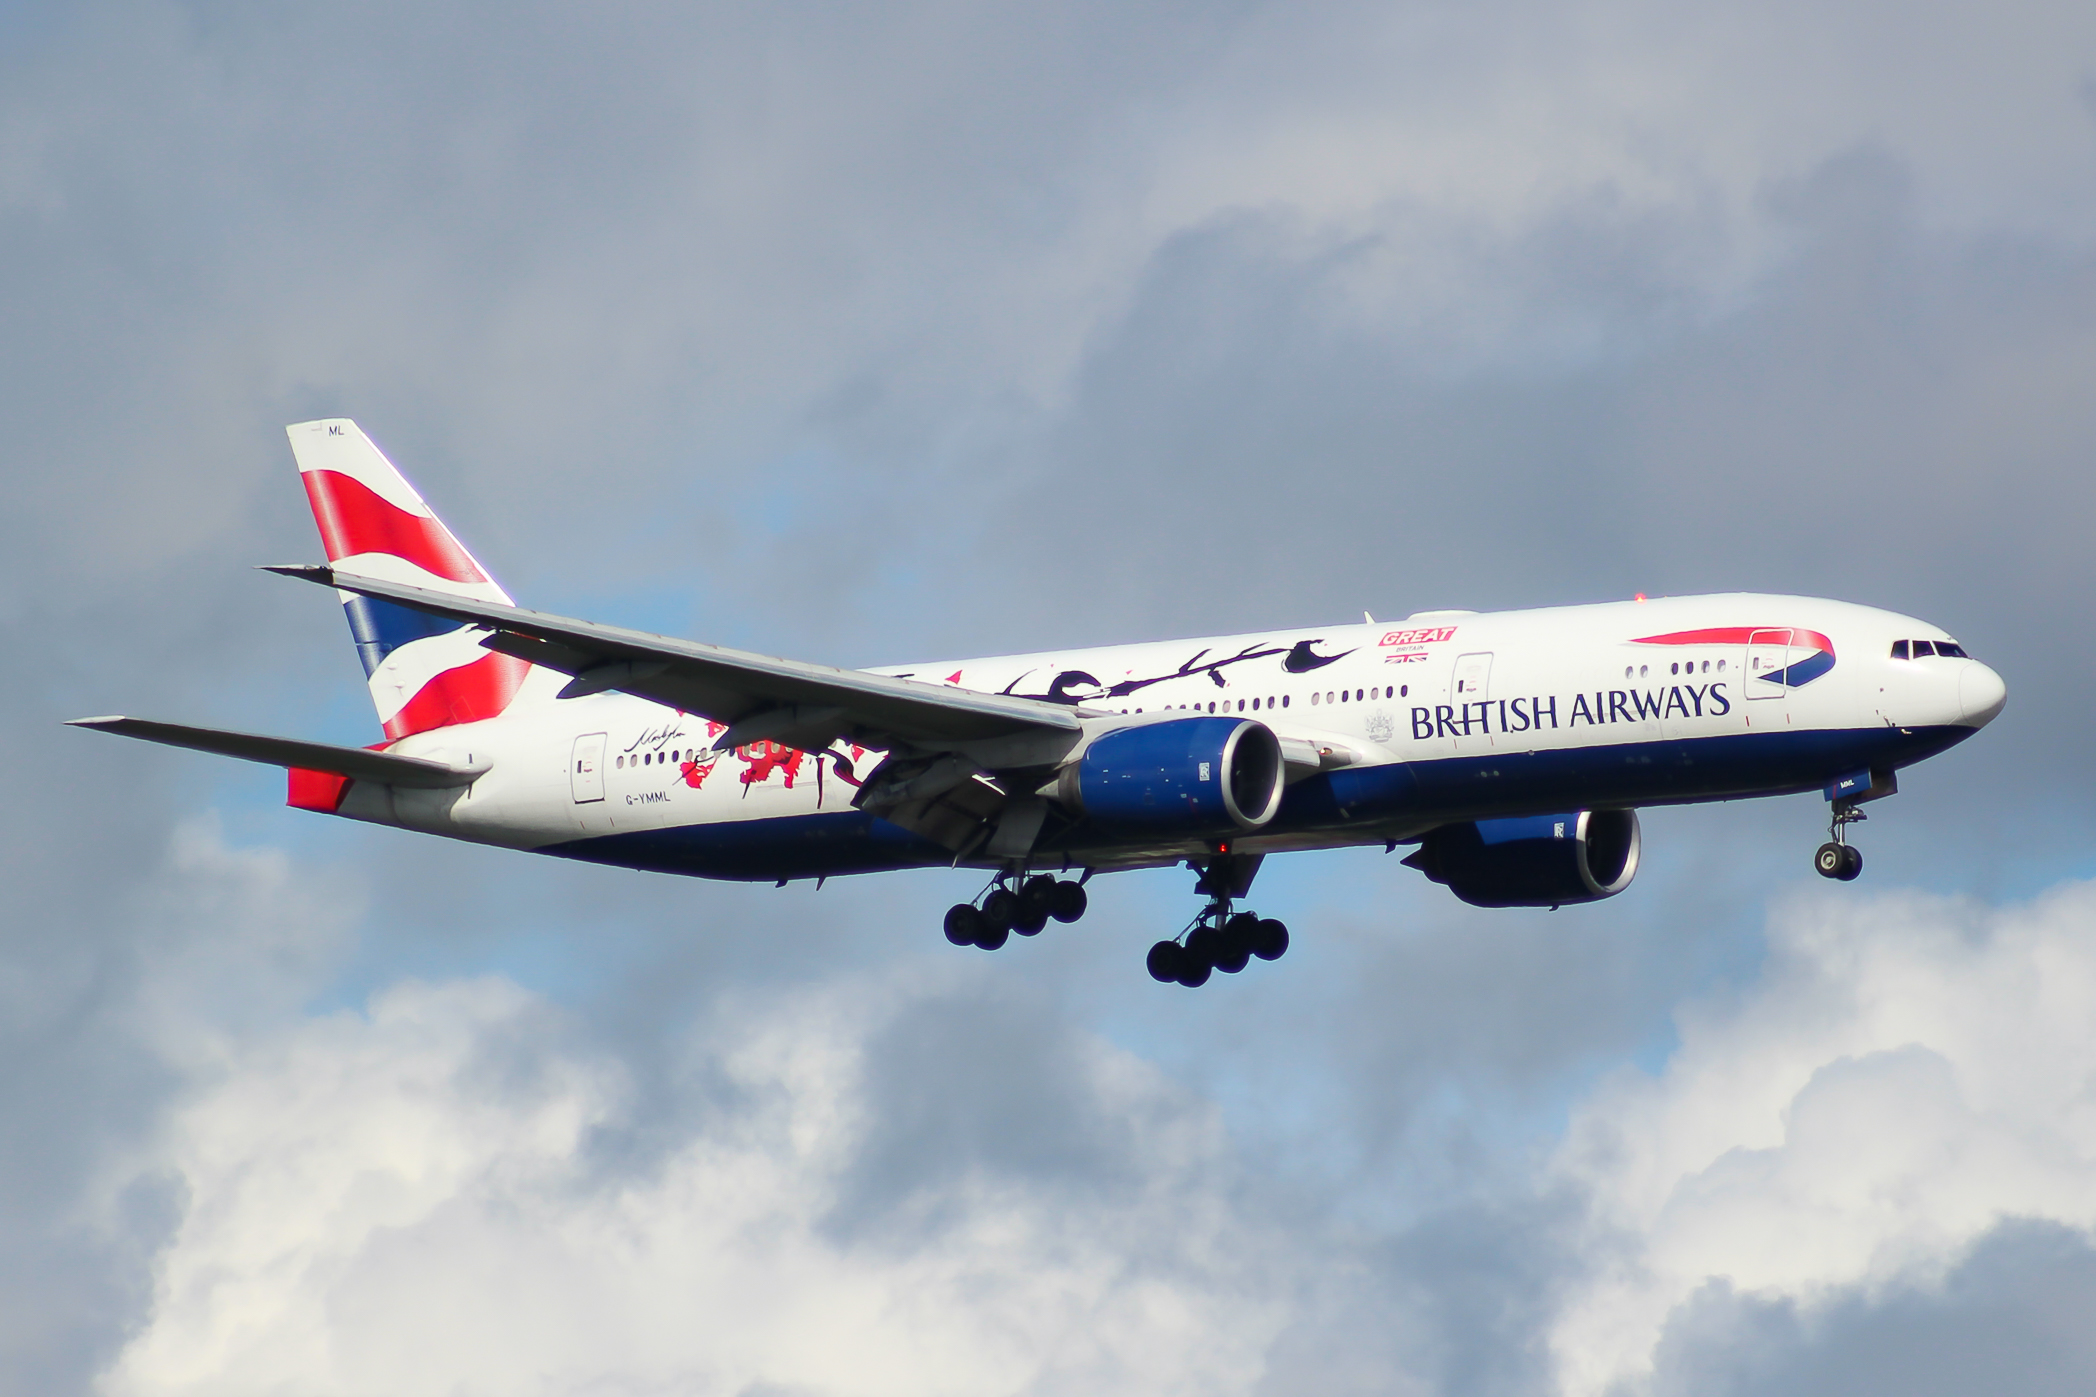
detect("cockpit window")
[1890,640,1909,660]
[1937,641,1968,658]
[1911,640,1935,657]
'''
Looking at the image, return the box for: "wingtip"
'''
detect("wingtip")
[66,715,127,728]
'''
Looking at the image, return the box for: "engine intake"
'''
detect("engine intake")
[1059,717,1285,833]
[1403,809,1640,907]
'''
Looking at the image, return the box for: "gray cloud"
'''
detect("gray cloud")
[1647,1221,2096,1397]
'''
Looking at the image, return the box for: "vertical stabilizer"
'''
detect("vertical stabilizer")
[287,420,533,740]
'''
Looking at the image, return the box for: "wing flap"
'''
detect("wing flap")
[67,716,487,788]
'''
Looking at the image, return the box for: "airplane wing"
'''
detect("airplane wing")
[66,716,488,787]
[263,564,1084,762]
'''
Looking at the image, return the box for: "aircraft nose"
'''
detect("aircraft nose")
[1959,662,2007,726]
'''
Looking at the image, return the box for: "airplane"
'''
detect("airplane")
[72,420,2008,987]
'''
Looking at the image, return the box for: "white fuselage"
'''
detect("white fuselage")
[334,593,2004,882]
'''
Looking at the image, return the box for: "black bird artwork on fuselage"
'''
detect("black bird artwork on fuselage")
[999,636,1354,706]
[1281,639,1355,673]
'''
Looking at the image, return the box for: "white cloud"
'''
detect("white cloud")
[99,970,1288,1397]
[1549,879,2096,1396]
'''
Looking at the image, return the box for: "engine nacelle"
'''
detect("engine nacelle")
[1403,809,1640,908]
[1058,717,1285,833]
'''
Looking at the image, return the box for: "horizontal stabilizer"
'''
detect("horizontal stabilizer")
[66,716,488,788]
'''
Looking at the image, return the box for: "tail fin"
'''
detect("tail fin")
[287,419,534,741]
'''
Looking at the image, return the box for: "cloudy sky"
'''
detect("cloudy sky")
[6,1,2096,1392]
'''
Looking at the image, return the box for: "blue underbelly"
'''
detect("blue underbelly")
[542,724,1974,881]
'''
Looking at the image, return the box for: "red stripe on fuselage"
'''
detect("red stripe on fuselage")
[382,650,531,740]
[1631,627,1834,655]
[301,470,487,584]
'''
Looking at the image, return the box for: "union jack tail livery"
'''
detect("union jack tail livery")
[287,420,535,740]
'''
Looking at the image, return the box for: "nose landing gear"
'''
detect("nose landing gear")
[1147,853,1289,987]
[1814,801,1865,881]
[943,871,1088,950]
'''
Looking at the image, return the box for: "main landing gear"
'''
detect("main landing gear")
[1147,853,1289,988]
[944,872,1088,950]
[1814,800,1865,882]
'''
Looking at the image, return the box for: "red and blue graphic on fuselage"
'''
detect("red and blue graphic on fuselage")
[1632,627,1837,688]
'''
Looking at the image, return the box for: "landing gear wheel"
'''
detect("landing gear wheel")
[1175,956,1212,988]
[1837,845,1863,881]
[976,921,1010,951]
[1147,941,1184,983]
[1814,842,1846,879]
[1213,913,1257,974]
[1013,875,1054,935]
[982,888,1018,933]
[944,904,987,947]
[1047,880,1088,923]
[1250,918,1289,961]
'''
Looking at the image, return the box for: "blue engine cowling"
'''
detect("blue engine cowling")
[1401,809,1640,907]
[1058,717,1285,833]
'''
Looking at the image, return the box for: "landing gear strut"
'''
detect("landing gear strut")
[1147,853,1289,987]
[944,870,1088,950]
[1814,800,1865,882]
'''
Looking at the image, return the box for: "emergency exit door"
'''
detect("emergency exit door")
[571,732,607,802]
[1452,652,1494,703]
[1745,630,1792,701]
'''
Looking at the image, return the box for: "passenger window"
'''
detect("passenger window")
[1890,640,1909,660]
[1282,694,1290,708]
[1912,641,1935,657]
[1311,692,1320,705]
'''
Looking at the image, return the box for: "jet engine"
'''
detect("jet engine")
[1058,717,1285,834]
[1402,809,1640,908]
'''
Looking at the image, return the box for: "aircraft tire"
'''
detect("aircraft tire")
[1174,957,1212,988]
[1837,845,1864,881]
[1147,941,1184,983]
[944,904,987,947]
[1014,876,1055,935]
[1814,842,1846,879]
[1212,915,1254,974]
[1048,880,1088,923]
[977,921,1011,951]
[1251,919,1289,961]
[982,888,1019,933]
